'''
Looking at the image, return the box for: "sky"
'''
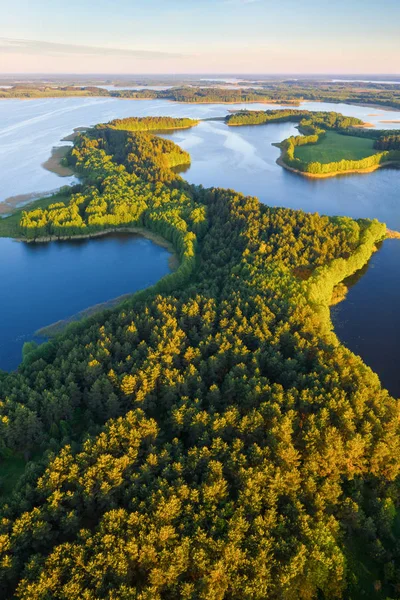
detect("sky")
[0,0,399,74]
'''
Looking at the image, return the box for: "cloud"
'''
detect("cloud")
[0,38,185,60]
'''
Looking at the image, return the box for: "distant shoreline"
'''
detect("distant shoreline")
[0,94,398,113]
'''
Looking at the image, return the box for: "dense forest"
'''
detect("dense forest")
[1,80,400,109]
[1,112,400,599]
[374,134,400,151]
[225,109,364,129]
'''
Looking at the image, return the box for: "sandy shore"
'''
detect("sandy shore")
[61,127,88,142]
[42,146,74,177]
[386,229,400,239]
[0,188,63,216]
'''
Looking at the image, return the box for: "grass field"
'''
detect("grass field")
[294,132,377,164]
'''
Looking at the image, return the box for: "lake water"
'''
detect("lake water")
[0,97,399,204]
[162,116,400,396]
[332,240,400,396]
[0,97,399,394]
[0,234,170,371]
[162,115,400,227]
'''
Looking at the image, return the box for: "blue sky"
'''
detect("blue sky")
[0,0,399,73]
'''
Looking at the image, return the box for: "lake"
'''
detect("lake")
[1,97,399,205]
[0,97,399,394]
[0,234,171,371]
[162,116,400,396]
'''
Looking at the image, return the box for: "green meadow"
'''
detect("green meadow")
[294,131,377,164]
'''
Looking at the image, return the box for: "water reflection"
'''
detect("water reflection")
[332,240,400,397]
[0,233,171,371]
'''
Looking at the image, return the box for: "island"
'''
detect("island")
[226,109,400,177]
[0,112,399,600]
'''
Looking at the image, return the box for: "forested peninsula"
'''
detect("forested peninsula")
[1,114,400,600]
[227,109,400,177]
[2,80,400,110]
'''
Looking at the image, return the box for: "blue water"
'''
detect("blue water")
[163,119,400,229]
[0,97,399,204]
[0,97,399,394]
[163,118,400,396]
[0,233,170,371]
[332,241,400,396]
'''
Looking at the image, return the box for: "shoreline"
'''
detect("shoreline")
[18,227,179,337]
[0,94,399,113]
[34,233,179,339]
[16,225,176,255]
[16,226,179,271]
[42,146,74,177]
[0,189,63,216]
[276,155,400,178]
[61,127,89,142]
[343,101,400,113]
[175,99,300,106]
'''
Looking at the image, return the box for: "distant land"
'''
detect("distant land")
[1,74,400,87]
[1,76,400,110]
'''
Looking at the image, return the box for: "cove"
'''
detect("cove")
[162,119,400,396]
[0,233,171,371]
[331,240,400,397]
[1,98,400,395]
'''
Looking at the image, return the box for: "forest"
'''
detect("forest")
[94,116,199,132]
[374,134,400,151]
[225,109,365,129]
[0,112,400,600]
[1,80,400,110]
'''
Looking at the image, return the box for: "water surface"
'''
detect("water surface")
[162,115,400,396]
[163,118,400,228]
[1,97,398,204]
[0,234,170,371]
[332,241,400,396]
[0,97,400,394]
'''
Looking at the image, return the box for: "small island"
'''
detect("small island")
[226,109,400,178]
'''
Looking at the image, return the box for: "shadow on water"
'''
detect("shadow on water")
[331,240,400,398]
[0,233,171,372]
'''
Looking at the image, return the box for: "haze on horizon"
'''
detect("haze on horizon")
[0,0,399,75]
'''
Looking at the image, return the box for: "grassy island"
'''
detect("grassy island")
[1,110,400,600]
[227,109,400,178]
[294,131,377,163]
